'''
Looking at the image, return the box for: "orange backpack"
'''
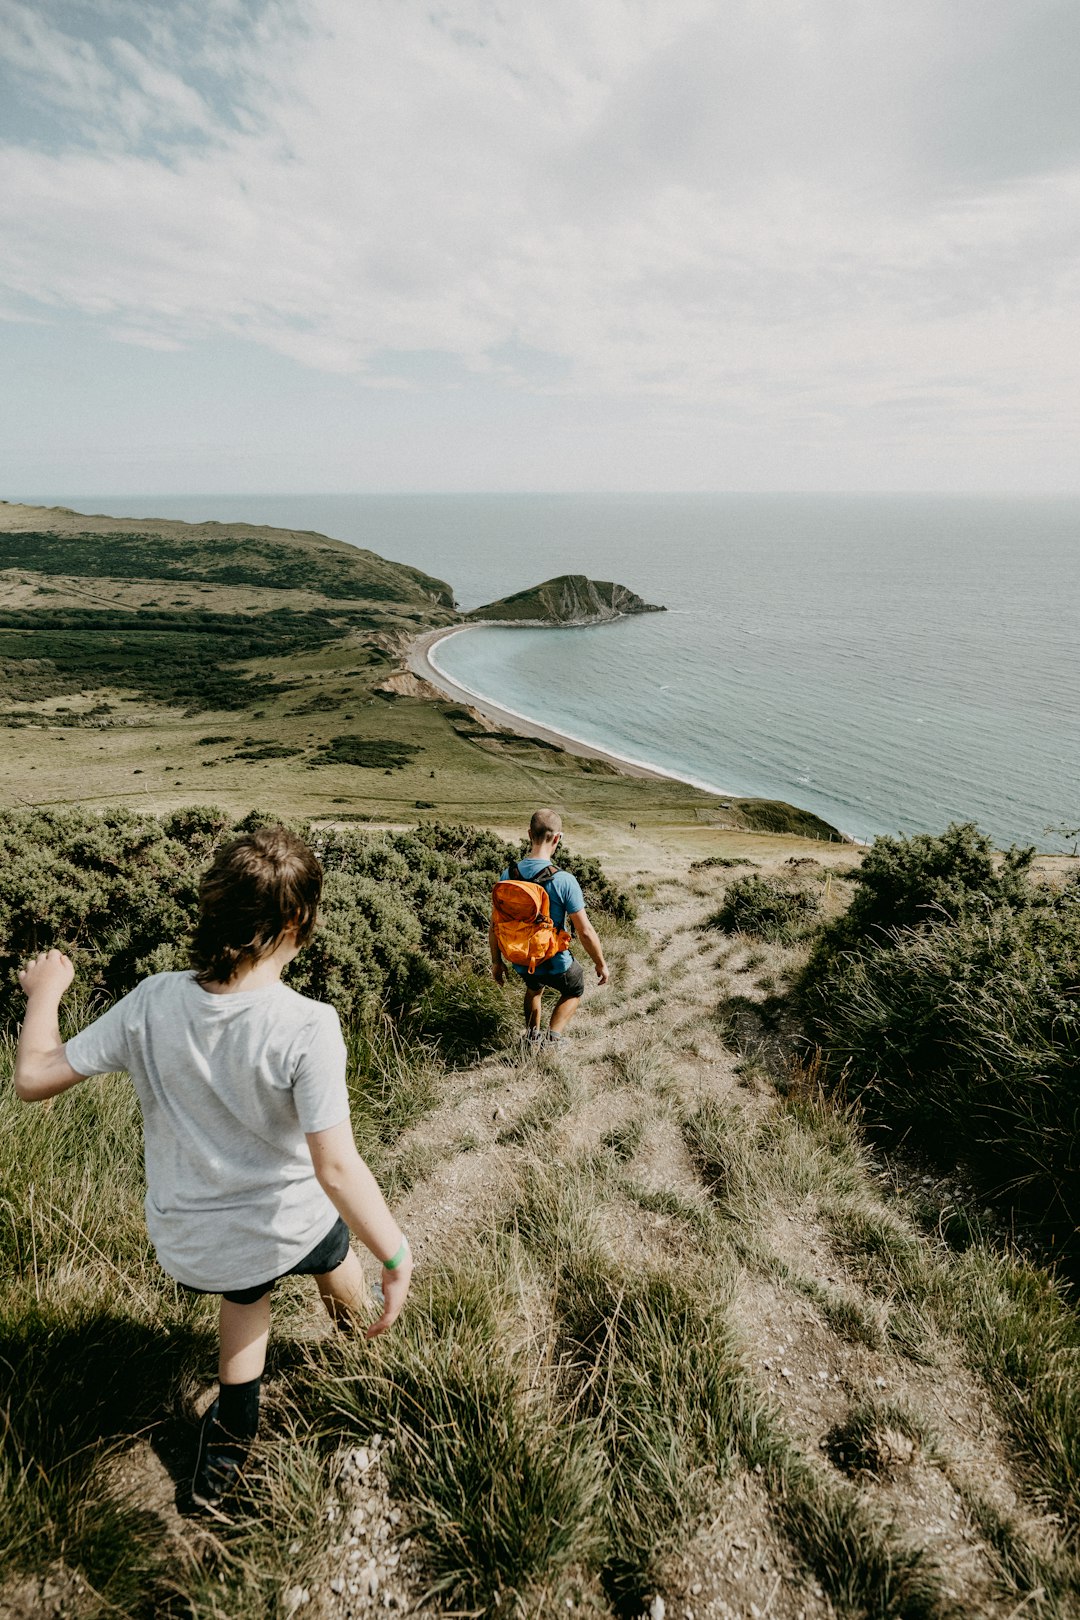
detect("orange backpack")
[491,861,572,974]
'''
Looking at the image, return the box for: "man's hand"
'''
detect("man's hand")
[19,949,75,1002]
[368,1248,413,1339]
[595,960,610,986]
[491,960,505,985]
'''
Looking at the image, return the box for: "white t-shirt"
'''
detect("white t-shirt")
[65,970,350,1292]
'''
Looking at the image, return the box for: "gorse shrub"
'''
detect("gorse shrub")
[801,821,1080,1246]
[0,810,633,1054]
[407,970,518,1066]
[808,821,1034,960]
[708,873,821,944]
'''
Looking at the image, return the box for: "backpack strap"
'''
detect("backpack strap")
[507,861,558,883]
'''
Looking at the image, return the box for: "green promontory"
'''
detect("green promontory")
[467,573,663,625]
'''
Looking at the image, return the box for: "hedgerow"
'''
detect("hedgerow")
[0,809,633,1058]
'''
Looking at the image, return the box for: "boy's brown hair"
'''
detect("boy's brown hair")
[191,827,323,986]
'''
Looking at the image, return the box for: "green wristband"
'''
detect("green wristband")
[382,1237,409,1270]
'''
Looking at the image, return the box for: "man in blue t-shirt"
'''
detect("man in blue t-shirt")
[490,807,609,1046]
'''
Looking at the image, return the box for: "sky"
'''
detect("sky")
[1,0,1079,495]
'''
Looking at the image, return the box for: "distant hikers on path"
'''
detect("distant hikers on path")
[489,806,610,1048]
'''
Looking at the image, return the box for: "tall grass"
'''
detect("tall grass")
[683,1078,1080,1611]
[0,1019,448,1616]
[310,1248,607,1616]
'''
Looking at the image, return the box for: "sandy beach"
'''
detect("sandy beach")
[406,624,734,796]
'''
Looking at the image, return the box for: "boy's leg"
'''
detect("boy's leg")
[219,1294,271,1385]
[193,1293,270,1509]
[315,1247,368,1327]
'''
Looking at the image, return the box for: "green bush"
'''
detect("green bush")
[809,821,1033,959]
[707,874,821,944]
[406,969,518,1065]
[690,855,758,871]
[801,822,1080,1246]
[555,844,637,924]
[0,810,634,1058]
[315,736,422,769]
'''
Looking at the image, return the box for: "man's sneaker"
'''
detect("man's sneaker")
[191,1399,250,1512]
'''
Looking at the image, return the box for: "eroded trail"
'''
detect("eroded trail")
[331,854,1073,1620]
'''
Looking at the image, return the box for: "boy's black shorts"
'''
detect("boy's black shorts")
[521,961,586,998]
[183,1216,351,1306]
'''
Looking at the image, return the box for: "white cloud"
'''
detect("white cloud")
[1,0,1078,483]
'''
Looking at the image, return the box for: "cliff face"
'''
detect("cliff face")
[466,573,663,625]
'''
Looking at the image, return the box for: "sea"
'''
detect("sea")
[44,492,1080,850]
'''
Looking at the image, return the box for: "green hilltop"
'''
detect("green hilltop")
[0,501,454,607]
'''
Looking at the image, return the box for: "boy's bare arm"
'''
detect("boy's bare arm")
[567,909,609,984]
[14,950,88,1102]
[307,1120,412,1334]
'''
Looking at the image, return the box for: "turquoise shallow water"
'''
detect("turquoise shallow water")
[44,492,1080,847]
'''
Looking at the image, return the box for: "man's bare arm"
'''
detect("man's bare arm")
[488,919,505,983]
[567,909,609,985]
[14,951,88,1102]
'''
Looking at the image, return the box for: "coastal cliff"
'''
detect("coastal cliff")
[466,573,663,626]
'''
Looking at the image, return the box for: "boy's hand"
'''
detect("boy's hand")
[18,950,75,1001]
[367,1249,413,1339]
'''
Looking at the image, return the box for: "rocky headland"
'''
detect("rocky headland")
[465,573,664,626]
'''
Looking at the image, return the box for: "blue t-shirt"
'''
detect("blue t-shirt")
[499,859,585,978]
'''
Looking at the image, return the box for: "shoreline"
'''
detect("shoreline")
[406,623,738,798]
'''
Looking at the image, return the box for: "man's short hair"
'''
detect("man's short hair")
[191,826,322,986]
[529,807,563,843]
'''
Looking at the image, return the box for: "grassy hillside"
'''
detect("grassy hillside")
[2,821,1077,1618]
[0,504,843,841]
[0,502,454,606]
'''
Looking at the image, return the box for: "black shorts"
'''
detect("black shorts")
[521,961,586,998]
[183,1216,351,1306]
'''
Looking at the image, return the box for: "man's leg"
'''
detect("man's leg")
[523,984,544,1033]
[548,992,583,1036]
[545,963,587,1041]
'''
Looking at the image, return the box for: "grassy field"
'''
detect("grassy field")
[0,504,843,841]
[2,831,1078,1619]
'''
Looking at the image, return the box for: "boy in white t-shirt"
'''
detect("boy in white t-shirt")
[13,826,412,1512]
